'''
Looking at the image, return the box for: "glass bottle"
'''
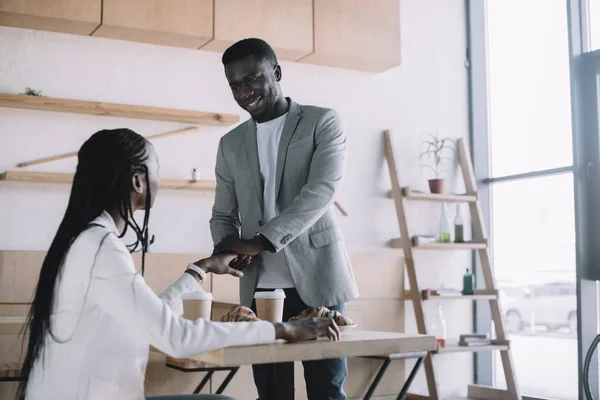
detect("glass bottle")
[438,202,451,243]
[431,303,447,348]
[454,204,464,243]
[462,268,475,295]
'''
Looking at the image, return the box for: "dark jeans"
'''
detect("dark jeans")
[251,288,348,400]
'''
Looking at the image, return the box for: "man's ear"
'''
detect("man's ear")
[274,64,282,82]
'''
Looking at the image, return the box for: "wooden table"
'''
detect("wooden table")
[186,330,436,399]
[190,330,435,366]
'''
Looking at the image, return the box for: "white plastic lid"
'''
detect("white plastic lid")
[181,290,214,300]
[254,289,286,299]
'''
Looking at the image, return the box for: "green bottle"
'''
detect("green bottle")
[454,204,464,243]
[462,268,474,295]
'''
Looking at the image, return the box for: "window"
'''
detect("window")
[491,174,576,399]
[487,0,573,177]
[469,1,580,399]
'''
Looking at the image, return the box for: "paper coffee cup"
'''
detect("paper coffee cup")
[182,290,213,320]
[254,289,286,322]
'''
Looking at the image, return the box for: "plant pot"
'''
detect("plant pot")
[428,179,446,194]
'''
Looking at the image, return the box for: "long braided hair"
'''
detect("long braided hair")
[17,128,153,399]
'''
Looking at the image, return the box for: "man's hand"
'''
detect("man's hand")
[213,235,265,256]
[193,253,244,278]
[273,318,341,343]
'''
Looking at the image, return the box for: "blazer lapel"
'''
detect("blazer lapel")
[275,100,302,198]
[244,121,264,211]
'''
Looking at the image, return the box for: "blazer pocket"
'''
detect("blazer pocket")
[309,227,343,248]
[86,376,120,400]
[288,136,313,150]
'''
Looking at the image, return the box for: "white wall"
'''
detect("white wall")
[0,0,474,397]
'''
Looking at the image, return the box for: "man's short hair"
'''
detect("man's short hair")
[222,38,278,67]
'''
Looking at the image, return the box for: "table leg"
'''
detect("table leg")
[215,367,239,394]
[363,359,391,400]
[193,370,214,394]
[396,357,425,400]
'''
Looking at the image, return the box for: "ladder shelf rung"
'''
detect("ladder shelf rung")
[411,236,487,249]
[434,340,509,354]
[402,289,498,301]
[395,187,477,202]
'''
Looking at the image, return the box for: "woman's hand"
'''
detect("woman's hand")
[193,253,244,278]
[273,318,341,343]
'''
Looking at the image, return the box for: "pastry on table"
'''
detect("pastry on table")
[221,305,260,322]
[288,306,354,326]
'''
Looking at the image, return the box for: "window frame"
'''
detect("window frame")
[466,1,592,399]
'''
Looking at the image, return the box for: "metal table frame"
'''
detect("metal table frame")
[361,351,428,400]
[165,363,240,395]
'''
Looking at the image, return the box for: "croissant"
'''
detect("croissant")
[221,305,260,322]
[288,306,354,326]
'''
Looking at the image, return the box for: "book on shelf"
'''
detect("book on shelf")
[413,235,437,244]
[435,288,462,296]
[459,339,492,347]
[459,333,491,346]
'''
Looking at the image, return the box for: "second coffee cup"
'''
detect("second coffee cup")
[254,289,286,322]
[182,290,213,320]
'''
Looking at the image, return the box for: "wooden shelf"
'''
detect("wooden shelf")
[402,289,498,301]
[434,340,509,354]
[0,94,240,126]
[390,237,487,249]
[400,187,477,202]
[0,170,216,191]
[422,289,498,300]
[411,236,487,249]
[0,171,351,215]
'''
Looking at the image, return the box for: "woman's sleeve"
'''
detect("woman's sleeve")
[89,237,275,358]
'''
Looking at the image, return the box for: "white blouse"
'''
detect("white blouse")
[26,211,275,400]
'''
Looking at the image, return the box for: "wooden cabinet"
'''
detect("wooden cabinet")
[0,0,101,35]
[201,0,313,62]
[92,0,213,49]
[0,0,401,72]
[299,0,401,72]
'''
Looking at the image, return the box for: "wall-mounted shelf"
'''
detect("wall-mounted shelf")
[0,94,240,126]
[0,170,216,191]
[1,170,349,215]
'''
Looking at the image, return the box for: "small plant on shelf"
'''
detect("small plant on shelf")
[419,133,456,194]
[22,87,44,97]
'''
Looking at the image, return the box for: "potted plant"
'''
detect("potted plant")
[419,133,455,194]
[22,87,44,97]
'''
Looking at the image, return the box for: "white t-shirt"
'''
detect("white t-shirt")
[256,113,295,289]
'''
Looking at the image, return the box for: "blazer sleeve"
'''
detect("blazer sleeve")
[210,136,241,245]
[259,109,346,252]
[89,236,275,359]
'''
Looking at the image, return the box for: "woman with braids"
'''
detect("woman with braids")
[18,129,340,400]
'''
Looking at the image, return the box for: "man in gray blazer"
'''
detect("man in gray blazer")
[210,38,358,400]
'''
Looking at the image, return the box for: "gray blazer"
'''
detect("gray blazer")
[210,99,359,308]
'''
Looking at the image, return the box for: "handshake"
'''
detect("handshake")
[190,234,271,280]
